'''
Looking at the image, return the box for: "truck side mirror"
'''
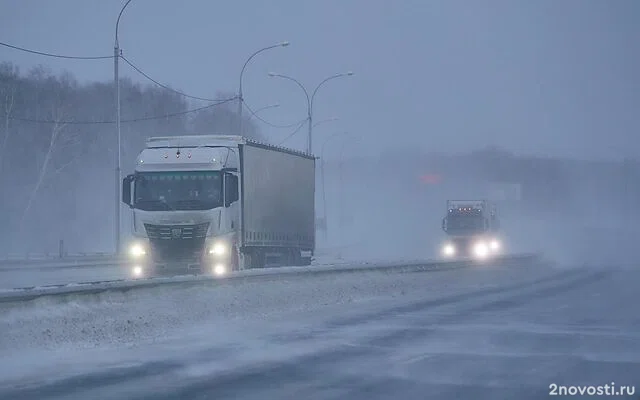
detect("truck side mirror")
[441,217,447,233]
[122,174,134,208]
[224,173,239,207]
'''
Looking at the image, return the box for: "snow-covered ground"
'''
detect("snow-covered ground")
[1,260,638,399]
[0,264,128,290]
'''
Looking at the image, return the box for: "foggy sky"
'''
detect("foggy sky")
[1,0,638,160]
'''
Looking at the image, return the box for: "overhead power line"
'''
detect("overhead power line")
[242,101,306,129]
[0,41,225,103]
[0,41,113,60]
[278,118,309,146]
[8,97,237,125]
[120,55,222,102]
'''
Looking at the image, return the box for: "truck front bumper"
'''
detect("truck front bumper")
[440,237,502,261]
[125,239,232,278]
[126,259,229,279]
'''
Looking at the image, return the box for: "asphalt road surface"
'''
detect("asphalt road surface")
[1,261,638,399]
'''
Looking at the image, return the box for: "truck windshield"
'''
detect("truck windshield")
[134,171,223,211]
[445,214,485,234]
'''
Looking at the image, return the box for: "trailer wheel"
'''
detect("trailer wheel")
[231,244,240,271]
[287,249,301,266]
[248,250,265,268]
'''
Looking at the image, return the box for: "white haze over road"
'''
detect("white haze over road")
[3,154,633,291]
[0,261,637,399]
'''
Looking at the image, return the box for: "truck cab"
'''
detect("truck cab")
[440,200,502,260]
[122,137,240,278]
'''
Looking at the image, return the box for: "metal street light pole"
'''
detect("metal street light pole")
[268,72,353,154]
[114,0,134,255]
[237,42,289,136]
[267,73,310,141]
[308,72,353,154]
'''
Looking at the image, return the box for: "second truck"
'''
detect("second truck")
[121,135,316,277]
[440,199,503,260]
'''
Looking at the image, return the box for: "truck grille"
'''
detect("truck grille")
[143,223,209,262]
[144,223,209,240]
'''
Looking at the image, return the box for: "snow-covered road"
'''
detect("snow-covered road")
[0,260,638,399]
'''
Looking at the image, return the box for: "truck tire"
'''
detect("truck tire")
[231,244,240,271]
[250,250,265,268]
[288,249,301,266]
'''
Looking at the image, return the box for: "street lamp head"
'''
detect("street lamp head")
[268,72,278,77]
[280,41,290,47]
[346,71,354,76]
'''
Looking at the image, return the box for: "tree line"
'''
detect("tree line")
[0,62,263,255]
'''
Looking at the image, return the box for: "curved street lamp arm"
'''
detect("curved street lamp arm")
[115,0,134,47]
[269,73,311,114]
[310,72,353,112]
[239,42,289,97]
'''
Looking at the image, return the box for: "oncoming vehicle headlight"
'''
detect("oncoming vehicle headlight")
[442,243,456,257]
[213,263,226,276]
[129,243,146,258]
[209,241,227,256]
[489,239,501,251]
[473,242,489,259]
[132,265,143,277]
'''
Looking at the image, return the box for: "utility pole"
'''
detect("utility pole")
[114,0,133,255]
[114,44,121,255]
[237,93,243,136]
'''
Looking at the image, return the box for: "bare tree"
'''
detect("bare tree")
[17,108,69,235]
[17,72,77,239]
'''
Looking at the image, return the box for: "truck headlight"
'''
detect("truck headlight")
[132,265,144,277]
[489,239,501,251]
[442,243,456,257]
[213,263,226,276]
[129,243,146,258]
[473,242,489,259]
[209,241,227,256]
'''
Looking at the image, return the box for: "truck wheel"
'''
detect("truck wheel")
[231,245,240,271]
[249,250,264,268]
[288,249,301,266]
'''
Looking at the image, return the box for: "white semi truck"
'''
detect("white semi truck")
[121,135,316,277]
[440,199,502,260]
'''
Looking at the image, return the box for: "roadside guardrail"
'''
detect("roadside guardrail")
[0,256,121,271]
[0,245,364,270]
[0,253,543,303]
